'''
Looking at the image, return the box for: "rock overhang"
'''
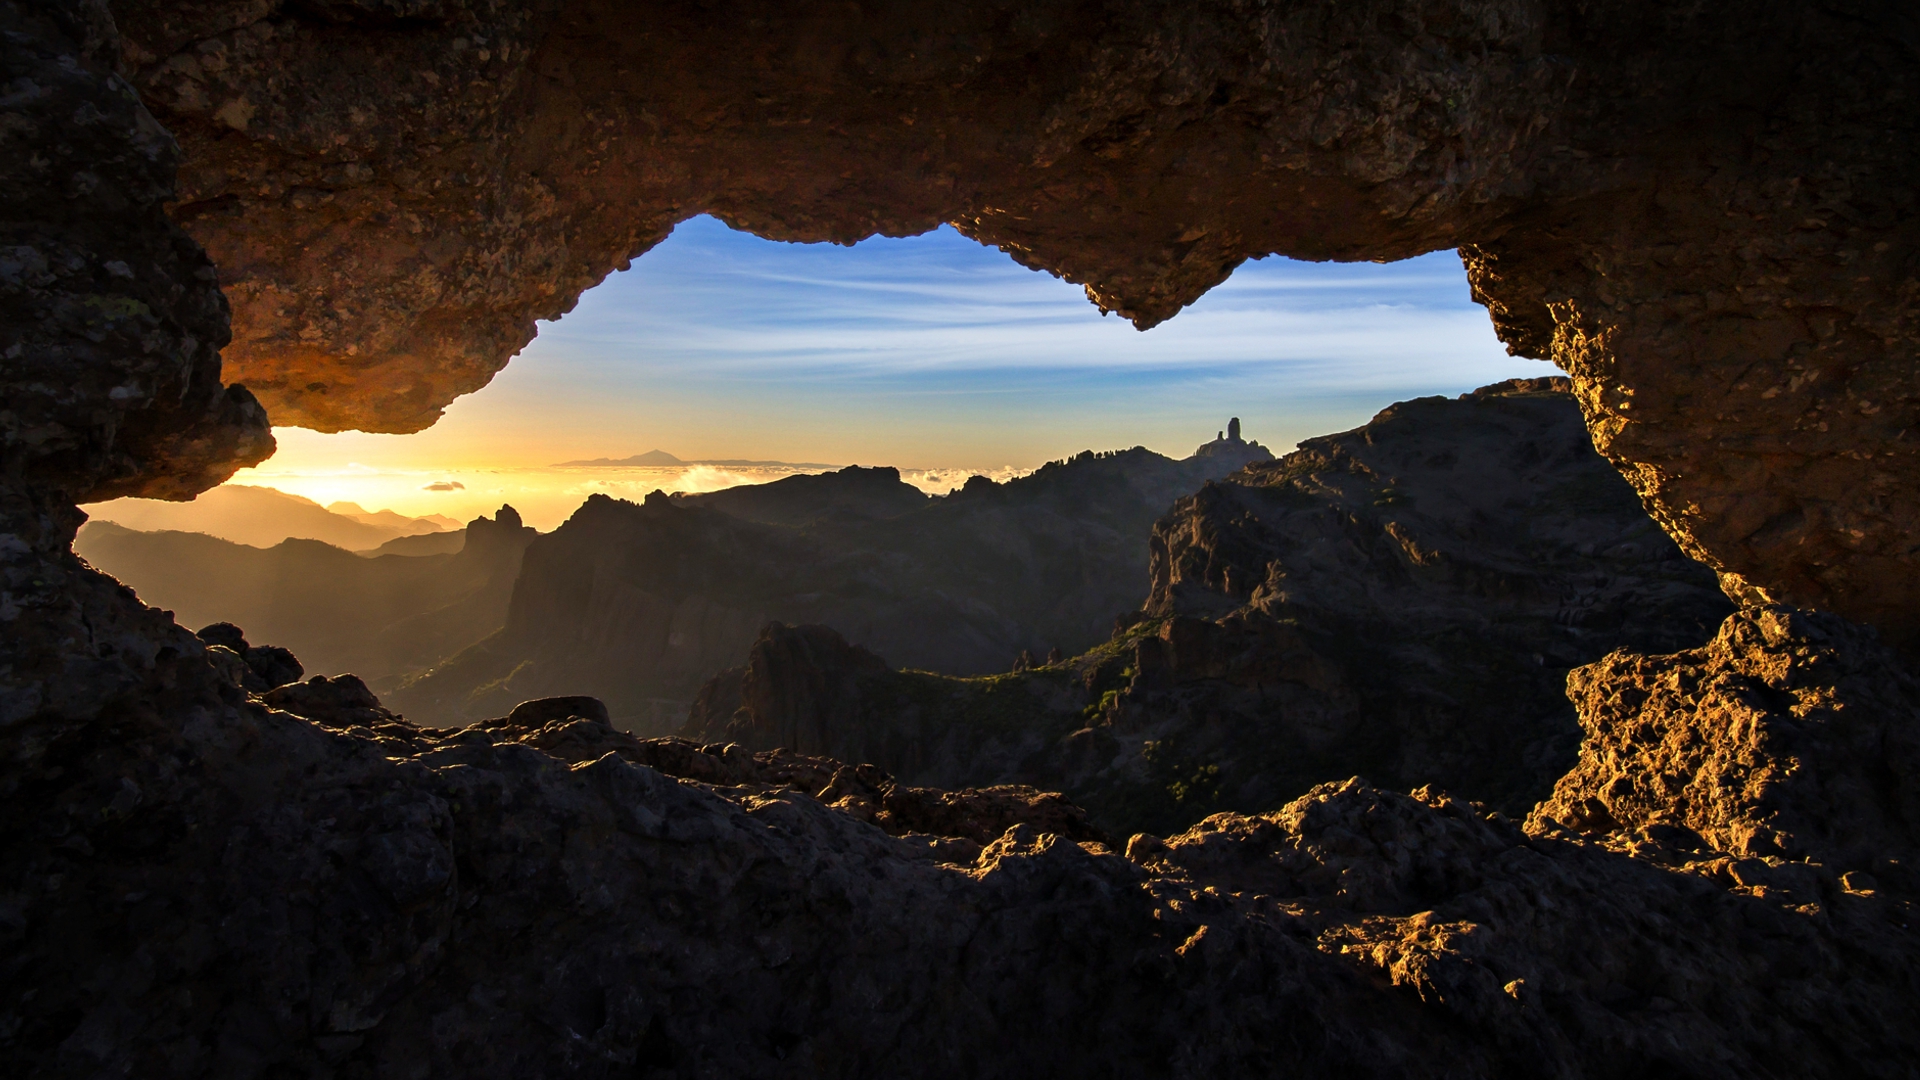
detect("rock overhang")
[7,0,1917,649]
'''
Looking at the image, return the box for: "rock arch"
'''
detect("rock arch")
[26,0,1895,648]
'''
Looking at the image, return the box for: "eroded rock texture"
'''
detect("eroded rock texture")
[0,0,267,738]
[9,640,1920,1076]
[116,0,1570,432]
[1,0,270,509]
[90,0,1920,645]
[1532,605,1920,889]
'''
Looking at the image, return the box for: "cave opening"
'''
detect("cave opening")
[88,214,1546,532]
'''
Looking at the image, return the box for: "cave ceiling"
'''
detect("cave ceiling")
[5,0,1917,647]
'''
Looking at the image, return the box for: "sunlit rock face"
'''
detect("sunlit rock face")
[1531,604,1920,882]
[101,0,1920,646]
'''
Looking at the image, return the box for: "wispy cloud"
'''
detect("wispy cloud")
[528,217,1516,395]
[243,214,1551,502]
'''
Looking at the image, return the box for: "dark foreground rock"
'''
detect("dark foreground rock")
[688,381,1736,835]
[6,607,1919,1077]
[196,621,303,692]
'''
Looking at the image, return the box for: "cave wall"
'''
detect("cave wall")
[116,0,1583,433]
[83,0,1919,649]
[2,0,277,729]
[1,0,271,510]
[4,1,1917,642]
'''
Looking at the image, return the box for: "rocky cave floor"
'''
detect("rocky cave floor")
[6,555,1919,1076]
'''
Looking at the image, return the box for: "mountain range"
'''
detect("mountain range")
[391,439,1276,729]
[79,390,1734,839]
[83,485,459,551]
[681,379,1735,836]
[551,449,837,468]
[76,507,537,692]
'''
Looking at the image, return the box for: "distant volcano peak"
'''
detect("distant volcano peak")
[551,450,840,469]
[552,449,685,467]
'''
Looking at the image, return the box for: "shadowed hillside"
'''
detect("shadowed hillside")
[392,438,1271,729]
[83,484,459,550]
[685,380,1736,836]
[76,508,537,691]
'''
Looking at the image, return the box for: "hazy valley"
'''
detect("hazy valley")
[85,484,463,551]
[81,427,1275,728]
[77,508,535,692]
[83,386,1733,839]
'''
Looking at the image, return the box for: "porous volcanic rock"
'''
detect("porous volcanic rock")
[1530,605,1920,890]
[196,621,303,691]
[0,1,272,741]
[1,0,270,508]
[689,380,1736,833]
[1138,775,1920,1078]
[95,0,1920,645]
[8,652,1919,1076]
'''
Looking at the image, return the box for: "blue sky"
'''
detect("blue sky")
[236,214,1552,522]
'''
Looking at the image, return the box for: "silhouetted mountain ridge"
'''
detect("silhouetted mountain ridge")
[83,485,457,550]
[675,464,928,525]
[683,379,1736,836]
[77,507,537,691]
[552,449,838,468]
[392,438,1273,729]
